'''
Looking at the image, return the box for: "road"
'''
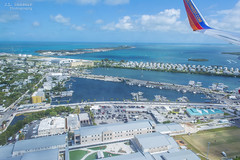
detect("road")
[0,75,46,133]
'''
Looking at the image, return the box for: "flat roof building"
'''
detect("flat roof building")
[21,149,59,160]
[133,132,179,153]
[67,114,80,131]
[155,123,185,135]
[79,113,90,126]
[154,149,201,160]
[13,134,66,156]
[186,108,224,118]
[38,117,66,137]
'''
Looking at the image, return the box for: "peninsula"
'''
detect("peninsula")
[222,52,240,55]
[35,46,134,56]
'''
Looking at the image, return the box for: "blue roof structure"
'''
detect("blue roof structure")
[134,132,178,151]
[157,149,201,160]
[13,134,66,153]
[0,144,14,160]
[21,149,59,160]
[186,108,224,116]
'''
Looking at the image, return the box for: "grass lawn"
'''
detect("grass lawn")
[174,127,240,160]
[69,150,89,160]
[88,145,107,150]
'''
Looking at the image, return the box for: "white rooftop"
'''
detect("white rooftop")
[38,117,65,131]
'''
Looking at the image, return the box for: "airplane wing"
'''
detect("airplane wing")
[183,0,240,46]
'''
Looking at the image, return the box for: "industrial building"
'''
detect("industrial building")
[32,89,45,104]
[133,132,179,153]
[186,108,224,118]
[38,117,66,137]
[74,120,156,145]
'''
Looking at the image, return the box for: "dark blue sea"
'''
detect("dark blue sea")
[52,77,207,104]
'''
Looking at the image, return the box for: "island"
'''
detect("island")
[35,46,134,56]
[188,58,208,62]
[222,52,240,55]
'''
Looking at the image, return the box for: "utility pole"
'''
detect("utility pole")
[207,142,211,160]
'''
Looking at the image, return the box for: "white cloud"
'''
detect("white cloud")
[209,0,240,31]
[104,0,129,5]
[50,14,70,25]
[102,9,188,32]
[0,14,20,23]
[50,14,84,31]
[71,24,84,31]
[76,0,100,5]
[102,16,133,31]
[96,19,104,24]
[32,21,40,27]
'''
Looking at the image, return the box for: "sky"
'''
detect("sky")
[0,0,240,43]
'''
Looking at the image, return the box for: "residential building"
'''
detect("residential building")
[32,89,45,104]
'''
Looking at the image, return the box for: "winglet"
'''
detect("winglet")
[183,0,211,31]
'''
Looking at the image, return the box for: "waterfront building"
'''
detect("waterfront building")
[74,120,156,145]
[133,132,179,153]
[71,60,94,67]
[38,117,66,137]
[186,108,224,118]
[32,89,45,104]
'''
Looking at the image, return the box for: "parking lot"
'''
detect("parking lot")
[22,120,40,139]
[92,105,155,125]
